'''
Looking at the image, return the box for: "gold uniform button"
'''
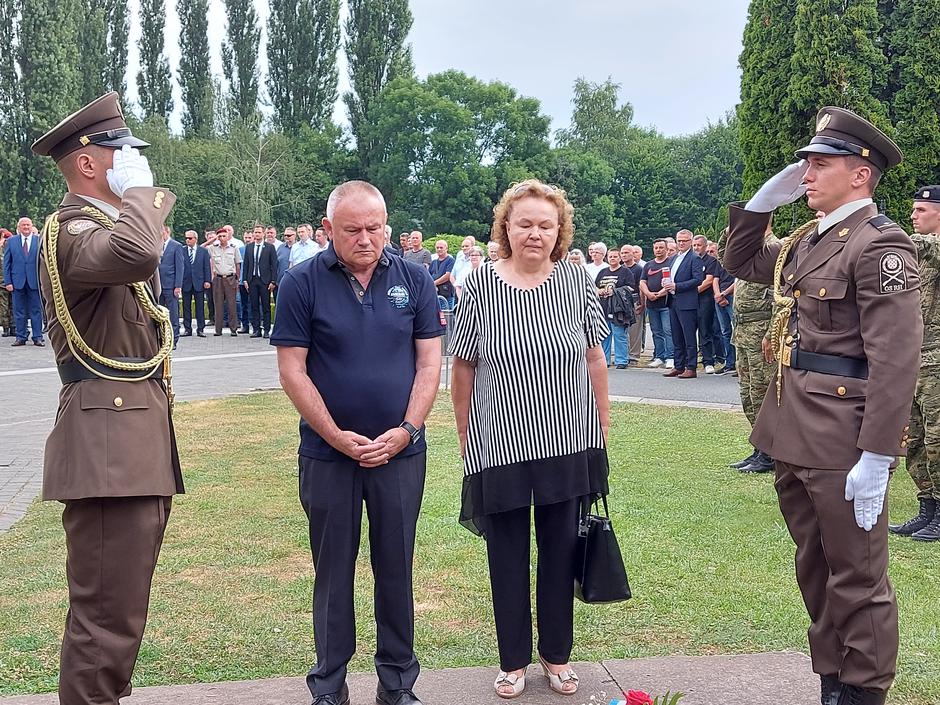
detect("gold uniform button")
[904,425,910,432]
[113,396,124,408]
[787,274,794,281]
[900,441,908,448]
[156,191,165,198]
[794,289,801,298]
[819,288,827,297]
[836,386,846,396]
[785,335,794,345]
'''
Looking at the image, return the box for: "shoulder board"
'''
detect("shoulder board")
[869,214,895,231]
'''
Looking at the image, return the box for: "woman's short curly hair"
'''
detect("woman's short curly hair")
[490,179,574,262]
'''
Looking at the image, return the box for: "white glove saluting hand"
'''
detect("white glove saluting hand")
[845,450,893,531]
[745,160,808,213]
[107,144,154,198]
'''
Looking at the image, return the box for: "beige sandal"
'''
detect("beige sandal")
[494,666,527,699]
[538,655,579,695]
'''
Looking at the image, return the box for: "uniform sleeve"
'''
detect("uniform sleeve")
[449,283,479,362]
[412,267,445,340]
[269,271,312,348]
[173,244,184,289]
[855,228,923,456]
[584,272,610,348]
[912,233,940,267]
[55,187,175,288]
[723,203,783,285]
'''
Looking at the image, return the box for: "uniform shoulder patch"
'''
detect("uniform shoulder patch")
[879,251,908,293]
[66,219,96,235]
[869,214,895,231]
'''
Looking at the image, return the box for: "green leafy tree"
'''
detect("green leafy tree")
[178,0,215,137]
[78,0,109,103]
[737,0,797,193]
[136,0,173,120]
[555,77,634,155]
[344,0,413,172]
[106,0,129,98]
[18,0,81,217]
[222,0,261,123]
[268,0,340,132]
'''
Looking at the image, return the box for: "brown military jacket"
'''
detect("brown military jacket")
[39,188,184,500]
[723,203,922,470]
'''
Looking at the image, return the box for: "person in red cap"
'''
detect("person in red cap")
[723,107,920,705]
[32,91,184,705]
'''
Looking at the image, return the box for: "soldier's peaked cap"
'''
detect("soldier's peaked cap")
[31,91,149,162]
[795,107,902,172]
[914,185,940,203]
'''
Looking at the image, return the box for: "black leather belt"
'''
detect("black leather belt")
[789,345,869,380]
[57,357,163,384]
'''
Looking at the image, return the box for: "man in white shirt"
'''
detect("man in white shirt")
[449,236,475,295]
[290,224,319,267]
[584,242,608,281]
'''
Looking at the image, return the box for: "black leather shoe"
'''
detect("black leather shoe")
[837,684,886,705]
[250,332,261,338]
[730,449,758,469]
[615,364,627,369]
[739,451,774,473]
[214,332,222,336]
[821,674,841,705]
[889,497,936,535]
[231,331,238,337]
[312,683,349,705]
[181,331,193,337]
[376,686,423,705]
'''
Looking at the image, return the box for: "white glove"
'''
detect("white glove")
[844,451,892,531]
[107,144,154,198]
[744,160,808,212]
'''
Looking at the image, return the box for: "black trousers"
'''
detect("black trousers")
[247,277,272,333]
[158,290,180,343]
[669,307,698,372]
[484,498,580,672]
[299,452,426,698]
[696,295,716,365]
[60,496,171,705]
[181,288,206,333]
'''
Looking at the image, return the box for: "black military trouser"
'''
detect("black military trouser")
[299,452,425,698]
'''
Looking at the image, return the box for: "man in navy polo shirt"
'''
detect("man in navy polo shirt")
[272,180,443,705]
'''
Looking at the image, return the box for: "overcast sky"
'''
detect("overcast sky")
[127,0,751,137]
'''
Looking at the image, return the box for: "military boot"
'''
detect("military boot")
[820,675,841,705]
[739,451,774,473]
[889,497,936,536]
[911,500,940,541]
[729,448,758,469]
[836,685,886,705]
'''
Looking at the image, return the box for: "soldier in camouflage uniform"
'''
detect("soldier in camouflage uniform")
[0,231,13,335]
[890,185,940,542]
[719,224,778,472]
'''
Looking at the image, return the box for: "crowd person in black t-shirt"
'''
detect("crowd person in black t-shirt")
[639,238,674,368]
[708,241,736,374]
[692,235,719,373]
[595,248,635,369]
[620,244,645,366]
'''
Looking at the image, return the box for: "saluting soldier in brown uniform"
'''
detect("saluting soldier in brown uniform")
[723,108,922,705]
[31,92,183,704]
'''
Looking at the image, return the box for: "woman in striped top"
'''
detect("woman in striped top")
[450,179,611,699]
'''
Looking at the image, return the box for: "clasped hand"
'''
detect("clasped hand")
[331,427,411,467]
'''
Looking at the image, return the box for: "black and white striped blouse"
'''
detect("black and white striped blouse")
[449,260,610,476]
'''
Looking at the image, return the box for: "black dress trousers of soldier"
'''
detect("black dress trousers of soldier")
[299,453,426,696]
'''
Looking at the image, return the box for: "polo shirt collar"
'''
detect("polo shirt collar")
[322,244,390,272]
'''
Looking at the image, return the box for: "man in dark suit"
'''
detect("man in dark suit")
[181,230,212,337]
[2,216,44,346]
[159,226,185,346]
[242,223,278,337]
[662,229,705,378]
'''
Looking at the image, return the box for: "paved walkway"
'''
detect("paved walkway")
[0,332,742,531]
[0,652,816,704]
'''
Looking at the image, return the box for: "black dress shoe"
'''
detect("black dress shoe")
[836,684,886,705]
[821,674,841,705]
[616,364,627,369]
[250,332,262,338]
[312,683,349,705]
[376,686,422,705]
[231,331,238,337]
[739,451,774,473]
[197,331,206,337]
[214,332,222,336]
[730,449,758,469]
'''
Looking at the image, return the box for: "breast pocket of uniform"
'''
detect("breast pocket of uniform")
[802,277,850,332]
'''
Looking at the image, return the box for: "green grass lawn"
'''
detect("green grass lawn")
[0,392,937,704]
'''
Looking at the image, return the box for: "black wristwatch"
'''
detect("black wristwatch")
[399,421,421,445]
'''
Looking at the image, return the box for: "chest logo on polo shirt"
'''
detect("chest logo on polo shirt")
[387,285,410,309]
[879,251,907,294]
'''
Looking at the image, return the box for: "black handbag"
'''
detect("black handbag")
[574,495,631,604]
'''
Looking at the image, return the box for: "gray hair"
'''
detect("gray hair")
[591,241,608,254]
[692,234,708,244]
[325,180,387,221]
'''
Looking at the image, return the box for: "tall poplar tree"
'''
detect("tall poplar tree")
[737,0,797,194]
[78,0,110,103]
[222,0,261,123]
[0,0,23,222]
[268,0,340,132]
[178,0,215,137]
[18,0,81,216]
[136,0,173,120]
[344,0,413,171]
[106,0,129,98]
